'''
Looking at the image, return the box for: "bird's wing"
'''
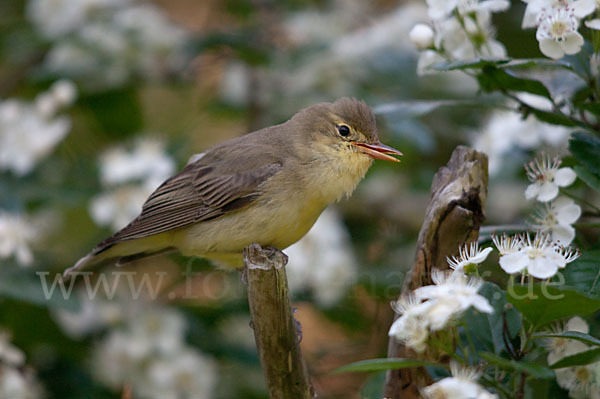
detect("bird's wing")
[93,158,282,253]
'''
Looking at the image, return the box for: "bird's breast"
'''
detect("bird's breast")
[303,150,373,204]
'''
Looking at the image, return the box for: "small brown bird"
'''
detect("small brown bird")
[66,98,401,276]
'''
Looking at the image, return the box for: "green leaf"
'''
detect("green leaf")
[477,67,551,98]
[332,358,434,374]
[534,331,600,347]
[569,132,600,175]
[574,165,600,192]
[550,348,600,369]
[579,102,600,116]
[432,58,574,72]
[463,282,522,355]
[498,58,575,71]
[432,58,510,71]
[528,108,579,127]
[507,284,600,328]
[480,352,554,379]
[561,250,600,297]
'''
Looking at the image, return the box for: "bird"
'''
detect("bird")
[65,97,402,277]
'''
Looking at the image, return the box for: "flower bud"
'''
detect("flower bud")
[409,23,434,50]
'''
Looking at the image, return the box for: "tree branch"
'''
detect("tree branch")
[244,243,314,399]
[383,146,489,398]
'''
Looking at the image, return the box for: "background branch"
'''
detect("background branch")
[383,146,489,398]
[244,243,314,399]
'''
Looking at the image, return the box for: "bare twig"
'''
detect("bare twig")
[244,243,314,399]
[383,146,489,398]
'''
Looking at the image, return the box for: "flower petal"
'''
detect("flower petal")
[551,224,575,246]
[528,257,558,279]
[471,247,493,264]
[556,203,581,225]
[566,316,589,334]
[538,181,559,202]
[539,38,565,59]
[562,32,584,55]
[546,249,567,268]
[471,296,494,314]
[525,183,540,199]
[572,0,596,18]
[585,19,600,30]
[554,167,576,187]
[499,251,528,274]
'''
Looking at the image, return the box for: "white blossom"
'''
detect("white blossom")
[93,306,216,398]
[447,242,493,273]
[128,307,186,355]
[90,138,175,231]
[426,0,509,20]
[285,208,358,307]
[142,349,217,399]
[536,6,584,59]
[435,12,507,61]
[546,316,589,360]
[99,138,174,186]
[31,1,190,88]
[414,270,493,330]
[53,293,123,339]
[530,196,581,245]
[0,367,43,399]
[521,0,596,28]
[89,184,155,231]
[0,332,43,399]
[525,155,576,202]
[497,233,579,278]
[388,294,433,353]
[0,85,74,175]
[27,0,125,38]
[473,99,571,175]
[0,212,38,267]
[409,24,435,49]
[389,270,494,352]
[0,332,25,367]
[492,234,523,256]
[422,362,498,399]
[415,6,507,75]
[546,317,600,399]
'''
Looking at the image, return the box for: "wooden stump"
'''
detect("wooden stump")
[383,146,489,398]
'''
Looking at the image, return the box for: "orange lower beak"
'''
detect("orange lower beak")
[352,142,403,162]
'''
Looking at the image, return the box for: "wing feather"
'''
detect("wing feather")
[93,159,282,253]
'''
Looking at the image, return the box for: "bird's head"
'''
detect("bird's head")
[288,98,402,202]
[292,97,402,163]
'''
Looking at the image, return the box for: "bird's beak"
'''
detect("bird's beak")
[351,142,403,162]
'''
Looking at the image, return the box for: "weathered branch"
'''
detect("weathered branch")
[383,146,489,398]
[244,243,314,399]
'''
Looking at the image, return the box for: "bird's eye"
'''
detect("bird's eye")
[337,124,350,137]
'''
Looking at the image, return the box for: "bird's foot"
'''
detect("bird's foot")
[244,243,288,270]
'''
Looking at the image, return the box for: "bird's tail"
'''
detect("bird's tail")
[63,240,175,280]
